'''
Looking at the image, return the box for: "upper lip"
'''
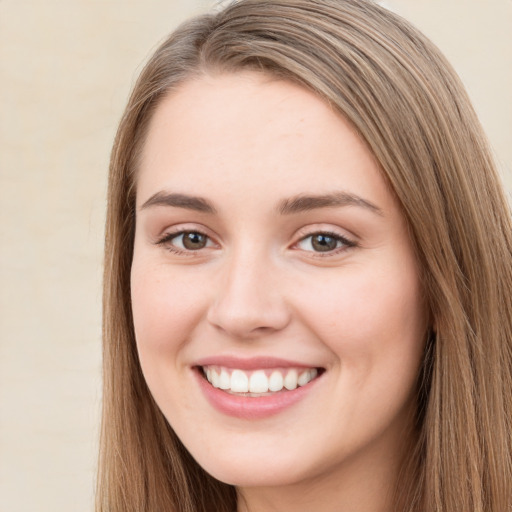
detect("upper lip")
[194,355,323,371]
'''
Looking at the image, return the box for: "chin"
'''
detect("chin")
[196,454,307,488]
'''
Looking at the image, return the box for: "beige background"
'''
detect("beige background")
[0,1,510,511]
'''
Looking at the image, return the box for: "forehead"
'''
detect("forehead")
[136,71,392,213]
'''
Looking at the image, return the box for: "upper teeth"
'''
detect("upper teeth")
[203,366,318,394]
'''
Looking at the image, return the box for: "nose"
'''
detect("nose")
[207,249,291,339]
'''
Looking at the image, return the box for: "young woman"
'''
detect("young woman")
[97,1,512,511]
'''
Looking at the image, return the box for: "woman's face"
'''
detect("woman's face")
[131,72,427,494]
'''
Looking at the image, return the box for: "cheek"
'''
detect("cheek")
[296,264,427,444]
[130,262,213,421]
[295,262,426,373]
[130,262,209,362]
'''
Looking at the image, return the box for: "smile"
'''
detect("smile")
[194,357,325,419]
[202,366,319,395]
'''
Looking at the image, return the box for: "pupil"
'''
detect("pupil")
[183,232,206,250]
[312,234,337,252]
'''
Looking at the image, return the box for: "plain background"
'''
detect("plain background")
[0,1,510,511]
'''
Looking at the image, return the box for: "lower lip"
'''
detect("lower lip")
[194,369,321,420]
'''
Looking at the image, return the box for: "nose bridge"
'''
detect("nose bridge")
[207,243,289,338]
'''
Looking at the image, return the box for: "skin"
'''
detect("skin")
[131,72,428,512]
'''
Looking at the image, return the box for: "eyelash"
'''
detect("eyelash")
[294,230,357,257]
[155,229,357,257]
[155,229,214,256]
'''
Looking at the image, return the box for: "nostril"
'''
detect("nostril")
[207,310,290,340]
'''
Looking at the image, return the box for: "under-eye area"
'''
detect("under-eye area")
[197,366,325,396]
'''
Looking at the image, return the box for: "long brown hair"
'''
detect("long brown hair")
[98,1,512,510]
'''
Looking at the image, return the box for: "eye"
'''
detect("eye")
[296,232,355,253]
[157,230,214,252]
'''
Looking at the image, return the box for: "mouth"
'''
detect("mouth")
[198,365,324,397]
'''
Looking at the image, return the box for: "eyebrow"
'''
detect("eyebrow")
[278,192,383,216]
[140,192,217,214]
[139,190,382,216]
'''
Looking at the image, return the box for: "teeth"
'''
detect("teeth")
[210,368,219,388]
[218,368,230,390]
[298,368,318,386]
[268,370,284,392]
[249,371,269,393]
[297,370,310,387]
[230,369,249,392]
[284,369,298,390]
[203,365,319,394]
